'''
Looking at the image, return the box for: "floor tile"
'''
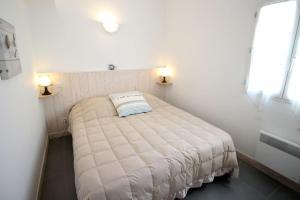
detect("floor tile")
[238,159,280,196]
[41,179,66,200]
[186,177,265,200]
[267,185,300,200]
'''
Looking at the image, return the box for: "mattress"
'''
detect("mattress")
[69,94,239,200]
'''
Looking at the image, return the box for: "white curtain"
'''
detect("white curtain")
[247,1,298,104]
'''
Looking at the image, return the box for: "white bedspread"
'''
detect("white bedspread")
[69,94,238,200]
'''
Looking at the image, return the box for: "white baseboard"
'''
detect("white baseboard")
[35,135,49,200]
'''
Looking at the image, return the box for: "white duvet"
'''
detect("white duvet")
[69,94,239,200]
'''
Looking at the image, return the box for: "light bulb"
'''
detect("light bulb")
[97,11,119,33]
[38,75,51,87]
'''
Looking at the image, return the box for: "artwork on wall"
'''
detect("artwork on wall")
[0,18,22,80]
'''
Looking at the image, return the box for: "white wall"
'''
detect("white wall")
[0,0,47,200]
[164,0,261,156]
[164,0,300,158]
[26,0,166,72]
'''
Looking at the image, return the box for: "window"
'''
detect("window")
[247,0,300,105]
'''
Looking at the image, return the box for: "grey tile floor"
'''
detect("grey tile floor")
[41,136,300,200]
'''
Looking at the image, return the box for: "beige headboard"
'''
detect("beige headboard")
[41,68,164,136]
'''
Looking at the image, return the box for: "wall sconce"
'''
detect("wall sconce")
[98,11,119,33]
[158,67,172,84]
[38,75,52,96]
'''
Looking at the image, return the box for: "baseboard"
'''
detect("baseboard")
[36,135,49,200]
[237,151,300,194]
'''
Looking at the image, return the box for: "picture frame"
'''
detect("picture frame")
[0,18,22,80]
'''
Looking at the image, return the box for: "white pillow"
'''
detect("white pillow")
[109,91,152,117]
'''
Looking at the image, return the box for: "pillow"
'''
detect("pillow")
[109,91,152,117]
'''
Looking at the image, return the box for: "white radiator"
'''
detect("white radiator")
[255,130,300,184]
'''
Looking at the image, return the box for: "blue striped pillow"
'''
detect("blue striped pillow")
[109,91,152,117]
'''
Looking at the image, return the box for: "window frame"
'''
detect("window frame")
[247,0,300,101]
[281,0,300,98]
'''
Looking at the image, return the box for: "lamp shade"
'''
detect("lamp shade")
[159,67,171,77]
[38,75,51,87]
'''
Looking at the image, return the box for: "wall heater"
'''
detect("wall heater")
[255,130,300,184]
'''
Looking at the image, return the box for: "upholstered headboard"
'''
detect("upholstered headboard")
[41,69,164,136]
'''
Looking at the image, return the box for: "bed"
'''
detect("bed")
[69,93,239,200]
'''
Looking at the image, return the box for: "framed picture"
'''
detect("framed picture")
[0,18,22,80]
